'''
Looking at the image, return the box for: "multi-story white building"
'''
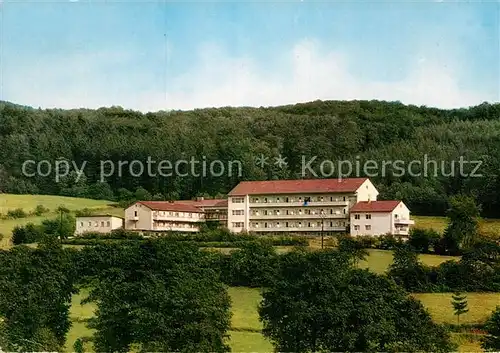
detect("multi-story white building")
[227,178,382,234]
[75,215,124,235]
[350,200,415,236]
[125,201,205,232]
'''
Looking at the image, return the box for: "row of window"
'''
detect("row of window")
[353,225,371,231]
[251,208,346,216]
[231,196,350,204]
[152,211,198,218]
[231,221,348,229]
[354,214,372,220]
[80,221,111,228]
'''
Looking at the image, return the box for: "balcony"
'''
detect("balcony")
[153,214,202,223]
[250,213,348,220]
[250,226,346,232]
[250,200,349,208]
[394,218,415,225]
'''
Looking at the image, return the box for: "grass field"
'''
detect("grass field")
[64,286,498,352]
[0,194,120,249]
[413,215,500,237]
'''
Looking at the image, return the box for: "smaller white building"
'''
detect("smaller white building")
[75,215,124,235]
[349,200,415,237]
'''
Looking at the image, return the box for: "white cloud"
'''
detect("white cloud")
[2,39,496,112]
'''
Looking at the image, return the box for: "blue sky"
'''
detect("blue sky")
[1,0,498,112]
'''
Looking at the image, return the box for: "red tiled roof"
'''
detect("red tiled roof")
[176,199,228,208]
[350,200,402,213]
[137,201,202,213]
[228,178,368,196]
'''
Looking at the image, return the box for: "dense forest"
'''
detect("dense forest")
[1,99,500,217]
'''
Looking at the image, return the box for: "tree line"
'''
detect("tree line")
[1,100,500,217]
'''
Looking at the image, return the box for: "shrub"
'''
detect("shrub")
[75,208,94,217]
[32,204,50,216]
[6,208,27,219]
[409,228,441,254]
[12,223,44,244]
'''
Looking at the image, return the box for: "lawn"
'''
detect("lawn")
[358,249,458,274]
[413,293,500,325]
[0,194,120,249]
[64,286,497,353]
[413,215,500,237]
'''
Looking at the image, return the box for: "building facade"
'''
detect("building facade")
[75,215,124,235]
[226,178,381,234]
[176,198,228,225]
[349,200,415,236]
[124,201,204,232]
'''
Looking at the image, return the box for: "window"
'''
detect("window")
[94,221,98,227]
[264,197,268,203]
[330,209,333,214]
[175,212,179,217]
[366,214,371,220]
[365,225,371,230]
[276,197,280,202]
[232,210,244,216]
[305,209,311,215]
[285,197,289,202]
[276,222,280,228]
[264,222,268,228]
[232,197,244,203]
[343,208,346,214]
[88,221,92,226]
[80,222,83,227]
[264,210,268,215]
[354,225,360,230]
[395,214,399,219]
[106,221,111,227]
[354,214,360,220]
[320,196,324,202]
[330,222,333,227]
[232,222,244,227]
[285,222,289,227]
[308,222,311,227]
[317,222,321,227]
[343,196,346,201]
[330,197,333,201]
[134,211,138,217]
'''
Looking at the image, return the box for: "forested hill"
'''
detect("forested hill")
[1,100,500,217]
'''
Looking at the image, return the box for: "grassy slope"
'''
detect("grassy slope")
[0,194,120,249]
[413,215,500,237]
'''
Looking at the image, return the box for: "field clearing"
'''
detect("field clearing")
[413,293,500,325]
[0,194,120,249]
[0,194,113,214]
[413,215,500,237]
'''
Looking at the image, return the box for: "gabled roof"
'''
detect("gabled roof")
[136,201,202,213]
[176,199,228,208]
[350,200,402,213]
[228,178,368,196]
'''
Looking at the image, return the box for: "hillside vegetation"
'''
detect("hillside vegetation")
[1,100,500,218]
